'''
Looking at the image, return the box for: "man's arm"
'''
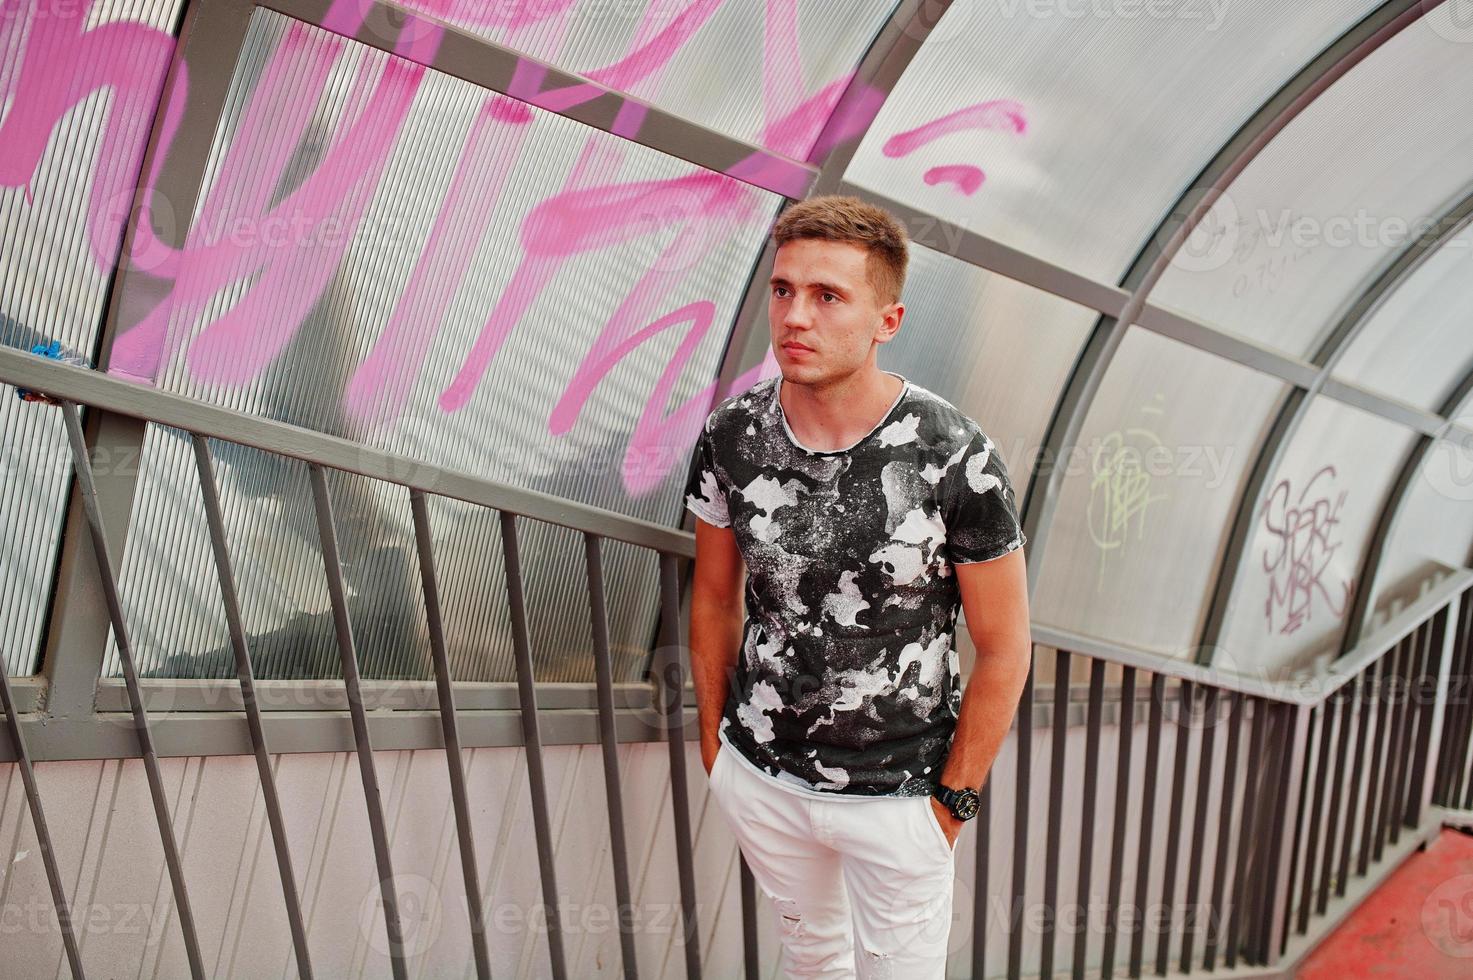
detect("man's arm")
[689,516,746,775]
[934,546,1031,842]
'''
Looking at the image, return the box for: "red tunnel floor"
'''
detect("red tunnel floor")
[1296,827,1473,979]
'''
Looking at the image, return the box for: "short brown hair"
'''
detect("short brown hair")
[770,195,909,305]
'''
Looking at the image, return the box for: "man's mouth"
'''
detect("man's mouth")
[782,342,813,353]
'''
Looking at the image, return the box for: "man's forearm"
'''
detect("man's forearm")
[688,596,743,753]
[940,633,1032,790]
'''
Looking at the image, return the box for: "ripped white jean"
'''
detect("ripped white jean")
[707,738,956,979]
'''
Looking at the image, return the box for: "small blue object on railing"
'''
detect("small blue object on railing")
[15,340,91,405]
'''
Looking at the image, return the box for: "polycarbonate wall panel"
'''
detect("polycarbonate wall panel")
[1031,326,1285,661]
[1218,398,1416,680]
[1333,227,1473,414]
[0,0,183,674]
[104,9,779,680]
[1368,438,1473,622]
[1151,15,1473,358]
[394,0,900,157]
[878,242,1097,498]
[843,0,1380,281]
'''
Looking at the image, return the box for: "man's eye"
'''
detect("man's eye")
[773,286,789,297]
[822,292,838,302]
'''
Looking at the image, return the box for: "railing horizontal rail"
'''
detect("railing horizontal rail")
[1034,568,1473,709]
[6,344,1467,714]
[0,347,693,558]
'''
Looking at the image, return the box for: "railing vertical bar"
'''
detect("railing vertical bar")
[1100,666,1135,980]
[1317,682,1355,915]
[1226,696,1267,968]
[1356,654,1390,877]
[971,780,992,979]
[409,490,491,980]
[496,509,567,980]
[1374,637,1412,858]
[1434,594,1472,804]
[1415,600,1458,824]
[59,403,205,980]
[192,435,314,979]
[1203,690,1242,972]
[1279,704,1314,950]
[1154,680,1193,975]
[1180,685,1218,972]
[1129,672,1165,978]
[1007,657,1036,980]
[657,552,702,979]
[0,661,85,979]
[1457,592,1473,809]
[1264,703,1309,965]
[1389,626,1427,845]
[1296,700,1333,936]
[1340,668,1373,893]
[581,533,638,980]
[1071,659,1106,980]
[1447,593,1473,806]
[740,859,758,980]
[1399,617,1439,829]
[1244,705,1284,965]
[308,464,407,980]
[1042,650,1071,980]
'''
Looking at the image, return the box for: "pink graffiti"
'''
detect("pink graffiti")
[882,98,1026,195]
[394,0,579,32]
[924,164,984,195]
[343,96,533,427]
[883,99,1028,158]
[507,0,724,115]
[8,0,875,498]
[1260,464,1353,635]
[0,0,178,270]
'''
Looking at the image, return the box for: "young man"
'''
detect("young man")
[683,195,1032,978]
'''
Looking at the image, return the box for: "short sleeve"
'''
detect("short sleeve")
[942,428,1026,564]
[683,417,731,528]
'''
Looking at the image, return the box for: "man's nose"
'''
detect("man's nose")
[784,296,815,330]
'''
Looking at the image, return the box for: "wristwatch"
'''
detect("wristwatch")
[933,782,981,821]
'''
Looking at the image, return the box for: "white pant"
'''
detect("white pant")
[707,740,957,979]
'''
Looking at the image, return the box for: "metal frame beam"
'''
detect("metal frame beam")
[1343,364,1473,650]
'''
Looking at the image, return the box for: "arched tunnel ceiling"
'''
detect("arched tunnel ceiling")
[0,0,1470,681]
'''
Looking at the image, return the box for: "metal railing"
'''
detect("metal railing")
[0,348,700,980]
[3,346,1471,979]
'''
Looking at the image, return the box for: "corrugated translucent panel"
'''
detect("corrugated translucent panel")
[1219,398,1416,680]
[105,10,777,680]
[1032,327,1286,661]
[1367,438,1473,626]
[0,0,183,675]
[878,242,1098,498]
[842,0,1380,281]
[394,0,900,157]
[1333,227,1473,414]
[1151,15,1473,358]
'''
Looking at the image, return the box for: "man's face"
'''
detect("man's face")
[768,238,902,386]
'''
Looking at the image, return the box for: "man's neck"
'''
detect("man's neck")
[779,368,904,452]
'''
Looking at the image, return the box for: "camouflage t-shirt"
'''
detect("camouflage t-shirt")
[683,370,1026,798]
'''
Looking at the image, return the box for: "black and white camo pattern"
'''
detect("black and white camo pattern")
[684,371,1026,797]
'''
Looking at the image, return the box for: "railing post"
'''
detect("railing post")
[1265,702,1311,965]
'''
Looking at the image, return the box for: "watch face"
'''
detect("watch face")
[954,789,981,821]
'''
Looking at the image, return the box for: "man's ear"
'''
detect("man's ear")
[876,301,904,344]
